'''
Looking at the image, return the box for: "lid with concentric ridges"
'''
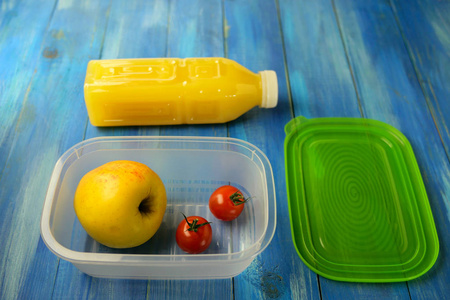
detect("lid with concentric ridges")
[284,116,439,282]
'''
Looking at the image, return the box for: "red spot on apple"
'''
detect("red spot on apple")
[131,170,145,180]
[109,174,119,180]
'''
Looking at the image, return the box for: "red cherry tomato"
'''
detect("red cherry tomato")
[176,214,212,254]
[209,185,248,221]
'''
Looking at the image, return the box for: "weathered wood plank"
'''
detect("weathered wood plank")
[0,0,111,299]
[74,0,231,299]
[333,0,450,298]
[279,0,412,298]
[0,0,56,188]
[83,0,169,139]
[149,1,232,299]
[52,1,170,299]
[0,0,447,299]
[278,0,361,119]
[388,5,450,296]
[391,0,450,159]
[224,0,320,299]
[160,0,227,138]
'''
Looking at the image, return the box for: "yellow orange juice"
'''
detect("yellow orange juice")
[84,58,277,126]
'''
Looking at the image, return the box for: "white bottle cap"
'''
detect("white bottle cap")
[259,70,278,108]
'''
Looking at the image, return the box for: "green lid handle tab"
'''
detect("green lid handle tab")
[285,116,309,135]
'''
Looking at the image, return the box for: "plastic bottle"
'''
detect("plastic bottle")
[84,58,278,126]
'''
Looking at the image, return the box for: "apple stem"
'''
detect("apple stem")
[181,213,211,232]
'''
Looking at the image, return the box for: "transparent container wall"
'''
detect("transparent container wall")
[50,138,268,256]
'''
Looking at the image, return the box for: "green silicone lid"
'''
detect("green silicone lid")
[284,116,439,282]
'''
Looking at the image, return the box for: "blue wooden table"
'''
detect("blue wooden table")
[1,0,449,299]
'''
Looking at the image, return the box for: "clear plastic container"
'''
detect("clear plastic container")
[40,136,276,279]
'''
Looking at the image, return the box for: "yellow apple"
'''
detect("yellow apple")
[74,160,167,248]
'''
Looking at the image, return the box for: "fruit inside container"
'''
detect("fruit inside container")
[40,136,276,279]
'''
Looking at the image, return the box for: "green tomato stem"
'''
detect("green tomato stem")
[181,212,211,232]
[230,191,250,206]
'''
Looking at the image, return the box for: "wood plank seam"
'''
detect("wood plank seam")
[0,0,59,184]
[389,0,450,164]
[48,1,113,297]
[49,259,60,300]
[81,0,113,142]
[275,0,295,120]
[222,0,228,59]
[165,0,173,58]
[331,0,365,118]
[97,2,113,64]
[222,0,231,139]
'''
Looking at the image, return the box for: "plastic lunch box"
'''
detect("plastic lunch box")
[40,136,276,279]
